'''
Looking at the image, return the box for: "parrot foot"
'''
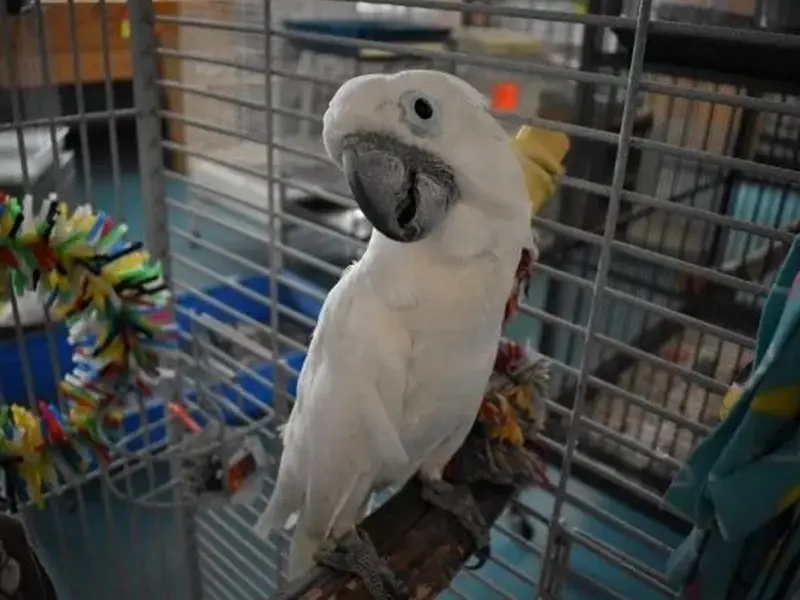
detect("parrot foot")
[314,527,408,600]
[420,477,491,570]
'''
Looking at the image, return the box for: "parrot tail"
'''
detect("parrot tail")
[287,520,320,580]
[254,466,301,541]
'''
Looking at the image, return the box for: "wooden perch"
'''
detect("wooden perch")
[275,477,517,600]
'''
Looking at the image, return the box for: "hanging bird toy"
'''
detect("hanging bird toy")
[0,191,178,507]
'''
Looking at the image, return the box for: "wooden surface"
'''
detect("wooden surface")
[278,478,515,600]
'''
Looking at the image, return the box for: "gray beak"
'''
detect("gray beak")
[341,133,457,243]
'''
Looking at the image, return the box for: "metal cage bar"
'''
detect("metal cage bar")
[1,0,799,598]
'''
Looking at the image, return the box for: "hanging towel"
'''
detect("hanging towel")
[664,235,800,600]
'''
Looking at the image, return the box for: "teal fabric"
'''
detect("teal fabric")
[664,236,800,600]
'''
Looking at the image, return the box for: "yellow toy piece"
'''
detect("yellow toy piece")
[7,406,58,508]
[513,125,570,216]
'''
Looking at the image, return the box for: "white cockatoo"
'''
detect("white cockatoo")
[255,70,534,597]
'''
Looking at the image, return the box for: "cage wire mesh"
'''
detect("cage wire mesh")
[0,0,799,598]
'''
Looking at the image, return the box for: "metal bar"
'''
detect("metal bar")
[649,19,800,50]
[126,0,204,596]
[540,0,609,387]
[620,181,791,245]
[0,108,137,132]
[170,274,307,354]
[161,139,355,208]
[64,0,94,207]
[95,0,124,218]
[520,303,710,434]
[633,135,800,184]
[542,1,654,592]
[535,217,775,297]
[176,325,279,393]
[707,109,761,265]
[568,528,678,597]
[158,77,323,126]
[277,27,624,87]
[168,200,345,280]
[161,191,327,304]
[578,410,682,470]
[532,260,754,349]
[156,49,800,190]
[550,298,712,414]
[299,0,638,28]
[201,510,281,573]
[161,110,332,167]
[29,0,62,194]
[196,518,280,588]
[198,544,263,600]
[9,0,74,500]
[171,252,317,329]
[161,56,616,147]
[596,333,727,394]
[163,95,789,254]
[538,433,680,516]
[154,14,800,119]
[562,488,674,555]
[155,4,800,50]
[547,389,678,472]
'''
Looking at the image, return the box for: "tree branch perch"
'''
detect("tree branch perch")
[275,477,518,600]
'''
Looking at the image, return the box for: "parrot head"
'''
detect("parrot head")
[323,70,527,245]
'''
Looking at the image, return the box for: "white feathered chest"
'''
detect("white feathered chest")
[357,231,524,482]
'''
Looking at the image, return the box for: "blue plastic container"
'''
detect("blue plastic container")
[0,271,324,446]
[0,325,74,405]
[172,272,322,335]
[283,19,452,57]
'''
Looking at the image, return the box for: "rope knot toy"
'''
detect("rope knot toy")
[445,125,569,491]
[0,191,178,507]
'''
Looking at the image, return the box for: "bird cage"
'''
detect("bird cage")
[0,0,798,599]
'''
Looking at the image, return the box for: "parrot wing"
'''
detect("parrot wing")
[286,263,411,473]
[263,262,413,540]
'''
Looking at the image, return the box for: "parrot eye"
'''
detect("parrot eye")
[414,98,433,120]
[400,91,440,137]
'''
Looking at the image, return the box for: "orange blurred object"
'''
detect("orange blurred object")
[168,402,202,434]
[228,453,257,494]
[491,81,519,112]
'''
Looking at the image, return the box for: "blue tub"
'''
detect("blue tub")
[283,19,452,57]
[0,271,324,451]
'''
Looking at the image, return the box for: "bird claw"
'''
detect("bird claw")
[420,478,491,569]
[314,527,409,600]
